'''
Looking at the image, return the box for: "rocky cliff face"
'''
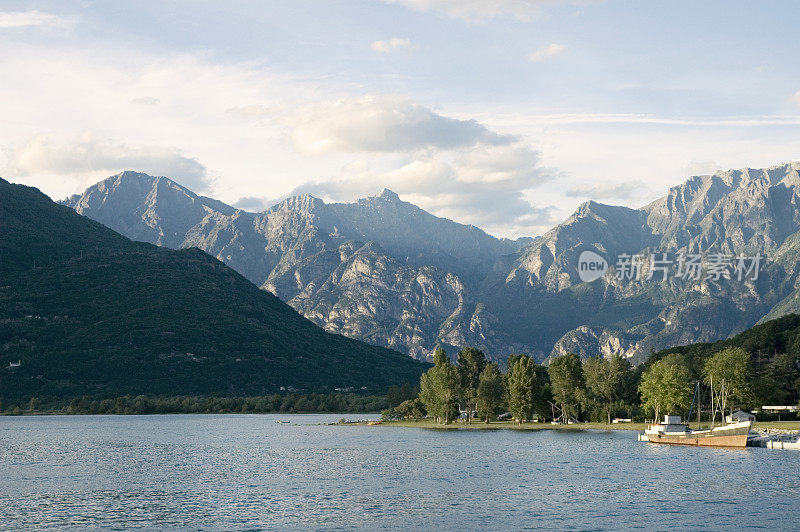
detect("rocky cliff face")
[63,162,800,364]
[549,326,642,362]
[278,240,527,360]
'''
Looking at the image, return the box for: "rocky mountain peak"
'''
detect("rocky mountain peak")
[571,200,637,221]
[60,170,234,248]
[376,188,401,201]
[115,169,159,182]
[269,193,326,215]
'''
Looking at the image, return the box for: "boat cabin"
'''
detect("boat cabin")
[726,410,755,423]
[651,415,688,434]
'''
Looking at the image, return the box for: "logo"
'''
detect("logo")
[577,250,608,283]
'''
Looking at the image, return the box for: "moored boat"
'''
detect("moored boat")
[643,415,751,448]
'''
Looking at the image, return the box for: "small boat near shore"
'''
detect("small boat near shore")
[643,415,751,448]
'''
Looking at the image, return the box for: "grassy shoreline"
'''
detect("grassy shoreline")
[360,419,800,432]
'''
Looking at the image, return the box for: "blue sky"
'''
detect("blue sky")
[2,1,800,236]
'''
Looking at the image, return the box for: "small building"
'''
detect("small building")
[458,408,477,419]
[761,405,799,413]
[726,410,755,423]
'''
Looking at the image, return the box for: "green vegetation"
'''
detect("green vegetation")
[388,398,427,420]
[639,354,693,423]
[548,353,586,422]
[702,347,751,422]
[476,362,505,422]
[584,354,631,424]
[0,178,428,403]
[418,348,460,424]
[506,355,536,422]
[648,313,800,417]
[0,393,390,415]
[379,418,652,431]
[386,349,641,424]
[456,346,487,424]
[506,355,547,423]
[384,314,800,425]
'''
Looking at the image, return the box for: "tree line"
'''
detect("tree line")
[384,343,800,424]
[0,393,394,416]
[383,347,642,424]
[639,347,770,424]
[5,318,799,420]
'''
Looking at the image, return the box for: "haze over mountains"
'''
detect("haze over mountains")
[62,162,800,364]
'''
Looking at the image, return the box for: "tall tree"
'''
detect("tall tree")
[757,353,800,406]
[456,347,487,424]
[506,355,536,423]
[531,363,553,421]
[638,353,693,422]
[394,398,426,420]
[419,347,460,424]
[703,347,752,420]
[476,363,505,422]
[548,353,585,422]
[584,355,631,424]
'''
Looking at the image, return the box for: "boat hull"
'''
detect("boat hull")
[645,421,751,448]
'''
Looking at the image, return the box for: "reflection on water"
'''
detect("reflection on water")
[1,414,799,530]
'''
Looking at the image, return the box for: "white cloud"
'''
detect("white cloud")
[371,37,411,53]
[225,104,277,118]
[528,43,565,62]
[288,94,514,154]
[792,90,800,105]
[512,112,800,127]
[7,133,210,193]
[292,142,555,235]
[0,10,71,29]
[0,43,320,202]
[565,181,642,200]
[233,196,273,212]
[383,0,554,21]
[131,96,160,106]
[282,91,555,234]
[680,160,719,178]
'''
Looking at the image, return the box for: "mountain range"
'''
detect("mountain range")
[61,162,800,364]
[0,178,428,400]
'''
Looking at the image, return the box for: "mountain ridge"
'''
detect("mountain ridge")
[59,161,800,364]
[62,171,527,359]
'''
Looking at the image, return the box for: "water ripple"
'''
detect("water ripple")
[1,415,799,530]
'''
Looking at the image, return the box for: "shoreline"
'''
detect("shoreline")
[354,419,800,432]
[2,413,798,433]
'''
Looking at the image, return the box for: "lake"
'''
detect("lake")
[1,414,799,530]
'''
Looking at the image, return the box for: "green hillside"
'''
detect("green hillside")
[0,178,428,400]
[649,313,800,406]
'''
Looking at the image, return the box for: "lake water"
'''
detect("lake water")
[1,415,799,530]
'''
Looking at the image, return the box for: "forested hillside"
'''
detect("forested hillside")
[0,178,428,401]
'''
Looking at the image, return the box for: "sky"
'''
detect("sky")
[2,1,800,238]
